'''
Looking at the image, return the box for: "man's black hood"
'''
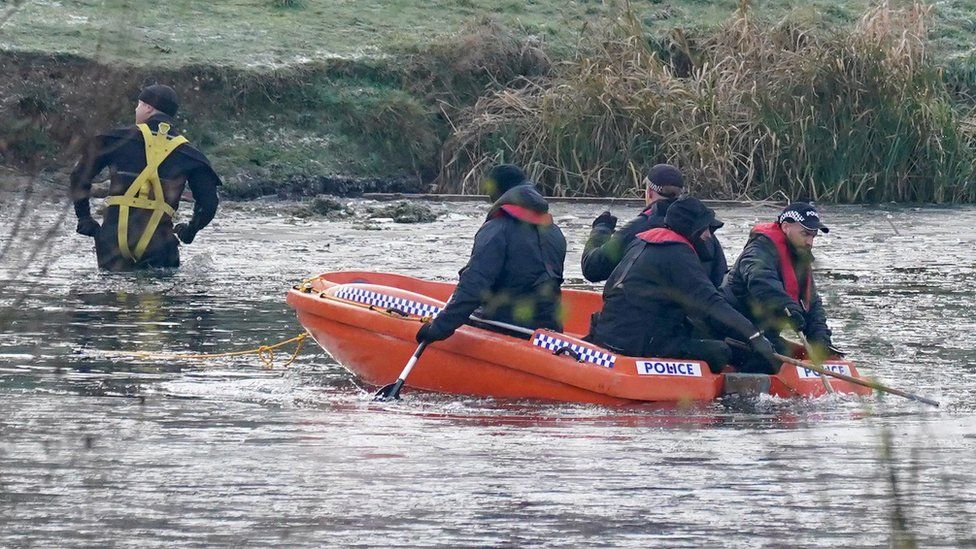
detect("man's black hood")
[664,196,716,241]
[487,183,549,218]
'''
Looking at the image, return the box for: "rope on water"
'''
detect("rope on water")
[98,333,309,368]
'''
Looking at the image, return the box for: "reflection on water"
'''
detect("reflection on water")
[1,192,975,547]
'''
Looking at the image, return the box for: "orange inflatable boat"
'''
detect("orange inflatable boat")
[286,271,872,405]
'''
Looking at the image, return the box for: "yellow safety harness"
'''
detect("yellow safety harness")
[105,122,187,262]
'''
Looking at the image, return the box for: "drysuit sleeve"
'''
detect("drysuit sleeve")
[581,216,645,283]
[183,163,221,234]
[663,245,760,341]
[428,220,508,339]
[69,135,113,219]
[736,238,797,321]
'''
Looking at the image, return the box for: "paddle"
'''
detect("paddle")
[374,341,429,401]
[785,308,834,394]
[373,317,532,401]
[725,338,940,407]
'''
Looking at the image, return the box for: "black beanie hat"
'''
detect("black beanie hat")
[646,164,685,192]
[485,164,527,201]
[665,196,717,240]
[138,84,179,117]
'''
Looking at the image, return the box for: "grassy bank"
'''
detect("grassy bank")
[443,3,976,202]
[0,16,549,198]
[2,1,976,201]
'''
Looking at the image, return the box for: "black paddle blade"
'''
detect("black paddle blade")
[373,379,405,401]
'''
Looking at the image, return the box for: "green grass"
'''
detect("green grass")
[3,1,976,201]
[0,0,933,66]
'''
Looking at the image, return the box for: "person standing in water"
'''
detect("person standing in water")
[70,84,221,271]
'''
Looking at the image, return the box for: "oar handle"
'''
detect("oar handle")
[397,341,429,381]
[468,315,535,336]
[725,338,939,407]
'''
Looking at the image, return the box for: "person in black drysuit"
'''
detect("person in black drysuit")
[588,196,780,374]
[70,84,221,271]
[416,164,567,344]
[582,164,727,287]
[721,202,838,369]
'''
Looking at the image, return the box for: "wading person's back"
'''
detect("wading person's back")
[70,84,221,271]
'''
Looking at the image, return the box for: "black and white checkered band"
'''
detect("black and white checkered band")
[333,287,443,318]
[532,333,617,368]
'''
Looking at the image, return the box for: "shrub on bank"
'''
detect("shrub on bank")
[441,2,976,202]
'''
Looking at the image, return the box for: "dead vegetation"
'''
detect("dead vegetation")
[439,2,976,202]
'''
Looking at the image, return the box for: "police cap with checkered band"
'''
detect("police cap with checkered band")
[777,202,829,233]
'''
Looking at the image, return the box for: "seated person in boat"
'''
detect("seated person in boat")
[70,84,221,271]
[720,202,837,369]
[415,164,566,344]
[588,196,779,374]
[582,164,727,287]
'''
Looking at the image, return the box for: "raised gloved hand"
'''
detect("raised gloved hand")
[174,223,197,244]
[591,211,617,231]
[749,332,781,374]
[415,322,451,344]
[76,216,100,237]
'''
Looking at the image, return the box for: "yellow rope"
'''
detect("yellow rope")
[99,333,309,368]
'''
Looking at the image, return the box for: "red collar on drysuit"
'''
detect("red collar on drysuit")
[635,227,694,250]
[751,222,812,310]
[493,204,553,225]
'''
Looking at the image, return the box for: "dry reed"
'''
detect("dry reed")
[439,2,976,202]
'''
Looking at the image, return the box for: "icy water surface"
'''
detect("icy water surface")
[1,188,974,547]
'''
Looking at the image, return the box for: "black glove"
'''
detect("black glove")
[783,304,806,333]
[749,332,781,374]
[825,342,846,357]
[76,217,100,237]
[591,211,617,231]
[174,223,197,244]
[415,322,450,344]
[807,340,831,363]
[808,333,843,359]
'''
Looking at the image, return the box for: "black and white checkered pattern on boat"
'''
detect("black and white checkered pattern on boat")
[334,286,442,318]
[532,333,617,368]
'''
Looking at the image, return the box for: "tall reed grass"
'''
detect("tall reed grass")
[440,2,976,202]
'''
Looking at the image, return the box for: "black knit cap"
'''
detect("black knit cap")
[646,164,684,192]
[138,84,179,117]
[485,163,527,201]
[665,196,718,240]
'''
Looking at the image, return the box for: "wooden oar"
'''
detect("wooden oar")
[796,331,835,394]
[374,341,429,401]
[785,308,834,394]
[725,338,940,407]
